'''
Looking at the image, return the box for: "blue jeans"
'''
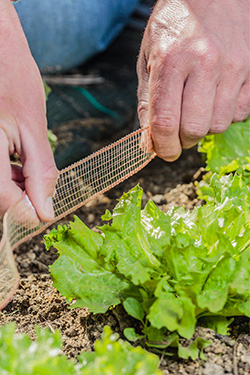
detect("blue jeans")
[14,0,139,72]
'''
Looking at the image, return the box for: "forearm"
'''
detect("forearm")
[0,0,16,15]
[0,0,21,34]
[0,0,30,67]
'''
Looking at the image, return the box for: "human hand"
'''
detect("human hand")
[0,0,58,222]
[137,0,250,161]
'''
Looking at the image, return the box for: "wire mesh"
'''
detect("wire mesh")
[0,127,155,310]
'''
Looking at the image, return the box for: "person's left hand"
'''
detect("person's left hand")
[137,0,250,161]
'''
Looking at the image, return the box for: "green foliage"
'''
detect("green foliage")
[45,177,250,359]
[196,170,250,206]
[43,80,58,153]
[198,117,250,174]
[198,316,234,336]
[43,80,57,152]
[43,80,51,99]
[0,323,75,375]
[178,337,210,361]
[47,129,58,153]
[0,324,162,375]
[79,326,162,375]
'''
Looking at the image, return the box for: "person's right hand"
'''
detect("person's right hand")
[0,0,58,222]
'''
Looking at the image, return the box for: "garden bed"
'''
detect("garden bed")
[0,145,249,375]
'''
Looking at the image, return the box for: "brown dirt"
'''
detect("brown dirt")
[0,145,249,375]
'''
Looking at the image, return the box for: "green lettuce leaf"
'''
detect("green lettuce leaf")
[198,117,250,174]
[178,337,210,361]
[0,323,75,375]
[44,220,130,313]
[198,316,234,336]
[196,171,250,205]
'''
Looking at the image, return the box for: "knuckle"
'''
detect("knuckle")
[42,165,58,185]
[233,111,249,123]
[137,100,149,116]
[181,122,207,140]
[226,56,245,76]
[197,39,221,71]
[234,98,250,122]
[151,112,179,136]
[234,101,250,121]
[229,46,250,75]
[210,123,229,134]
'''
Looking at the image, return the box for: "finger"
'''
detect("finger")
[137,53,155,153]
[180,72,217,149]
[210,77,246,134]
[20,119,58,222]
[0,129,23,217]
[233,79,250,122]
[147,61,184,161]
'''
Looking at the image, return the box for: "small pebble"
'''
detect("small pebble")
[214,343,224,354]
[224,362,233,372]
[87,213,95,223]
[241,351,250,365]
[152,194,165,205]
[202,362,224,375]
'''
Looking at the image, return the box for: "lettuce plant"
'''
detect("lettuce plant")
[0,323,75,375]
[198,117,250,174]
[45,174,250,358]
[0,323,162,375]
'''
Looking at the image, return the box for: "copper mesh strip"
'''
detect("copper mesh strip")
[0,128,155,310]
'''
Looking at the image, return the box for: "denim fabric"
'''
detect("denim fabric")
[14,0,139,72]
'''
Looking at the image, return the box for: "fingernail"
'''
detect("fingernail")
[24,195,36,213]
[44,196,54,221]
[23,195,40,226]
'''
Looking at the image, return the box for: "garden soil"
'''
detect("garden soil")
[0,139,249,375]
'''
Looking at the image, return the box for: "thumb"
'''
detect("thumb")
[137,57,154,153]
[21,124,58,222]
